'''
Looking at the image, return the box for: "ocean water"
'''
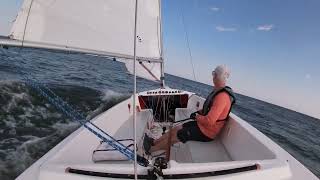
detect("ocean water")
[0,47,319,179]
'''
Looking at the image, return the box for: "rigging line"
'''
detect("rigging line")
[138,96,155,137]
[154,95,161,121]
[13,62,86,124]
[150,96,155,123]
[165,95,173,161]
[166,95,171,122]
[180,5,197,81]
[143,95,154,121]
[157,96,162,119]
[164,96,168,122]
[162,96,166,122]
[11,51,128,150]
[135,95,153,125]
[168,95,174,121]
[166,96,169,122]
[139,62,160,81]
[1,48,149,166]
[150,96,154,117]
[167,96,174,120]
[26,76,133,156]
[141,96,155,120]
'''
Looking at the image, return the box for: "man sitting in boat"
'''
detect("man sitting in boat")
[144,65,236,154]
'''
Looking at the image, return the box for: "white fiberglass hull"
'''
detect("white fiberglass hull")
[16,88,318,180]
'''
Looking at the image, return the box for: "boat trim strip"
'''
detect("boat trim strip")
[66,164,259,179]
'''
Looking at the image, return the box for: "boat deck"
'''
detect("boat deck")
[171,140,232,163]
[16,90,319,180]
[170,108,232,163]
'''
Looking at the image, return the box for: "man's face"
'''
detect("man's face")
[212,71,217,85]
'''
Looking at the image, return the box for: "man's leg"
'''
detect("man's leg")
[150,125,182,152]
[152,124,183,144]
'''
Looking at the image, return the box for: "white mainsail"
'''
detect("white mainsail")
[1,0,163,81]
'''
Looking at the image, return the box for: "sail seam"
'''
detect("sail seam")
[22,0,34,47]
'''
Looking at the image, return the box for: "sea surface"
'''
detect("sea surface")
[0,47,319,180]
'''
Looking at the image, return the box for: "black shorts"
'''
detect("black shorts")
[177,121,214,143]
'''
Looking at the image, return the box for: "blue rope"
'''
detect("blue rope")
[0,48,149,166]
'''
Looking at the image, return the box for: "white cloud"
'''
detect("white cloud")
[210,7,220,12]
[305,74,311,79]
[216,26,237,32]
[257,24,274,31]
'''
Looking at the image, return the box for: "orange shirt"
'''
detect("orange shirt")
[196,91,231,139]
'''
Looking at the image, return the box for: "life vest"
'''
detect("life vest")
[200,86,236,122]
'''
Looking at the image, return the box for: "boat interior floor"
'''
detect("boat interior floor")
[92,108,233,164]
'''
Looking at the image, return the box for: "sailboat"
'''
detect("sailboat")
[0,0,318,179]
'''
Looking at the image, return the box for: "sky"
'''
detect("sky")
[0,0,319,119]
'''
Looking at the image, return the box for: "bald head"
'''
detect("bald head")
[212,65,230,85]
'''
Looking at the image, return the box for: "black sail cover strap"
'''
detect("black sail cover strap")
[200,86,236,122]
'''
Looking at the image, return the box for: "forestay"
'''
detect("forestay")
[1,0,163,81]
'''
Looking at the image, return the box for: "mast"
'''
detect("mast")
[159,0,165,88]
[133,0,139,179]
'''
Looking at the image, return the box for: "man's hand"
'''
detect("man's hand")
[190,112,197,119]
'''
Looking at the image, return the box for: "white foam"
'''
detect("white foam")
[0,81,34,114]
[102,89,125,101]
[0,136,42,177]
[3,119,17,128]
